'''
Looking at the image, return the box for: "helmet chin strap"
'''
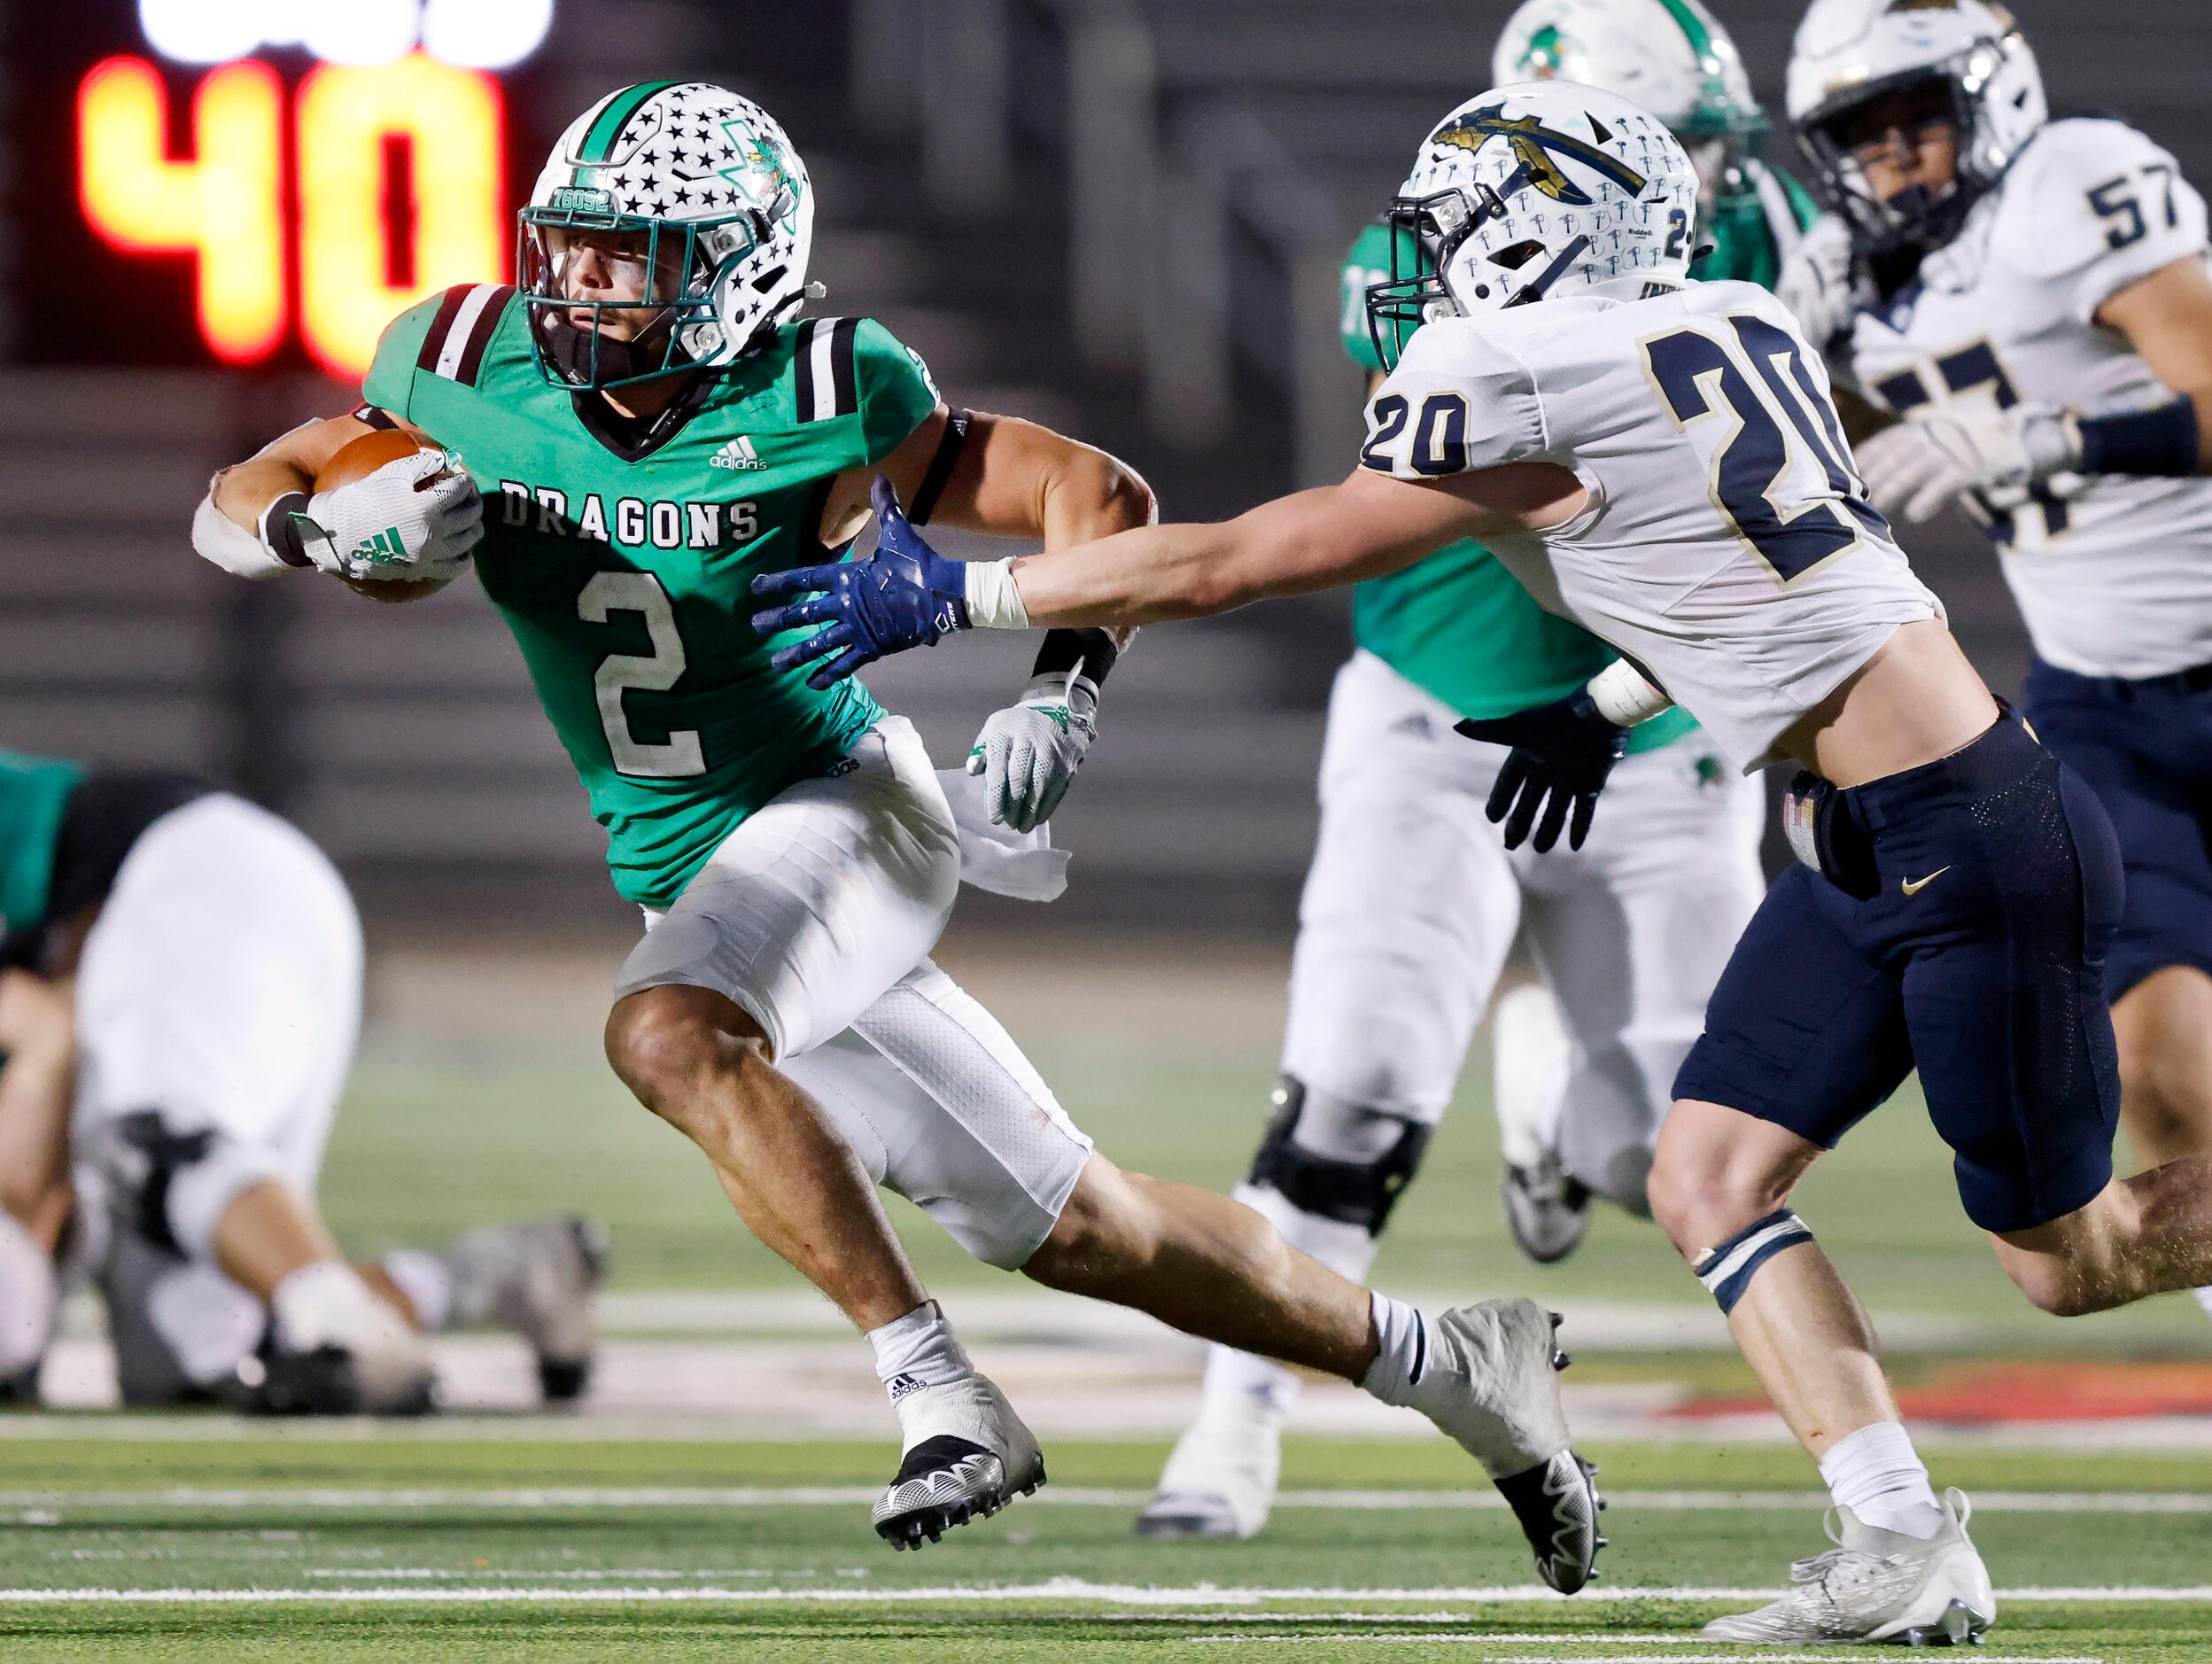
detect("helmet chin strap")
[1504,235,1593,308]
[544,310,684,387]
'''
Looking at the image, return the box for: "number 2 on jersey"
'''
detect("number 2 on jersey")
[1643,315,1881,583]
[577,571,706,778]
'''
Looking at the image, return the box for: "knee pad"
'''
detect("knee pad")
[93,1110,284,1263]
[1246,1075,1433,1236]
[1694,1209,1816,1315]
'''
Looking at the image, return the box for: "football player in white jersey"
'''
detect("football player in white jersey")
[1782,0,2212,1328]
[758,79,2212,1646]
[1131,0,1797,1545]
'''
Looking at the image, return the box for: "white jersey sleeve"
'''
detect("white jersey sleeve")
[1991,119,2209,327]
[1362,288,1942,772]
[1360,323,1546,477]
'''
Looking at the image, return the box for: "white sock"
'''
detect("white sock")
[1358,1291,1432,1409]
[1820,1420,1944,1540]
[865,1301,974,1405]
[2194,1287,2212,1324]
[380,1250,453,1332]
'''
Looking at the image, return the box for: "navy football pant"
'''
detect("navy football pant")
[2026,657,2212,1002]
[1676,713,2124,1234]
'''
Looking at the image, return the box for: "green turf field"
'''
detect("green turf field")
[15,942,2208,1657]
[2,1438,2208,1659]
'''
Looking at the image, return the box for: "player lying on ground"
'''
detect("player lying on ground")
[188,82,1603,1582]
[756,77,2212,1645]
[1782,0,2212,1333]
[1139,0,1795,1543]
[0,749,600,1412]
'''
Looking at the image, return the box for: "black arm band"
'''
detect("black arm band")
[350,403,399,432]
[908,408,973,526]
[2078,396,2202,478]
[259,492,313,568]
[1032,627,1118,688]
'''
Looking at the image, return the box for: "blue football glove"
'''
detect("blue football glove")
[749,476,970,689]
[1455,690,1628,853]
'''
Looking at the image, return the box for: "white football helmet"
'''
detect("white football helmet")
[521,81,815,389]
[1494,0,1762,150]
[1367,82,1701,368]
[1787,0,2045,254]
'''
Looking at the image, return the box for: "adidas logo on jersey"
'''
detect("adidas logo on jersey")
[350,526,407,565]
[885,1372,927,1403]
[710,436,767,470]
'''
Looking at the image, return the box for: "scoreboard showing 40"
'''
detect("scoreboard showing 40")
[52,6,553,378]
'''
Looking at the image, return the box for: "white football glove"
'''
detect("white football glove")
[966,670,1099,832]
[1774,215,1863,351]
[1854,402,2084,525]
[292,448,483,581]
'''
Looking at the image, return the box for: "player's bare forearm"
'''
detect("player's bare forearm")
[1004,467,1566,627]
[211,413,377,530]
[0,971,75,1233]
[2100,257,2212,472]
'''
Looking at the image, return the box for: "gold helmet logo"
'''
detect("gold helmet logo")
[1431,105,1650,207]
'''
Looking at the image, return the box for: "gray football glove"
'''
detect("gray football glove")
[966,670,1099,832]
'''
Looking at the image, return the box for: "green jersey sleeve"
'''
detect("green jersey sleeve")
[360,289,453,420]
[855,319,943,466]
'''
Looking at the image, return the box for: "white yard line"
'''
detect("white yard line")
[0,1582,2201,1606]
[6,1485,2210,1513]
[1194,1648,2096,1661]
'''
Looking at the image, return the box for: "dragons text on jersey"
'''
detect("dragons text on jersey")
[363,293,937,909]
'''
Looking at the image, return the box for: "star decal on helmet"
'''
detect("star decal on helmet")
[719,118,803,230]
[1432,105,1651,207]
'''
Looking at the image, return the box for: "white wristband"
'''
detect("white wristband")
[1587,658,1673,726]
[963,557,1031,631]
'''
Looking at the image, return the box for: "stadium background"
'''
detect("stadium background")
[6,4,2212,1657]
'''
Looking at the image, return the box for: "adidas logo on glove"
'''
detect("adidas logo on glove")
[348,526,409,565]
[710,436,768,471]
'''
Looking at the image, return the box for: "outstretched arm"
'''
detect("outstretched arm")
[976,462,1579,628]
[752,461,1582,681]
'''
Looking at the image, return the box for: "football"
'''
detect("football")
[316,424,459,603]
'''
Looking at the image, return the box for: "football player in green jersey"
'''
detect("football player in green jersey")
[191,82,1603,1579]
[0,749,599,1412]
[1133,0,1812,1541]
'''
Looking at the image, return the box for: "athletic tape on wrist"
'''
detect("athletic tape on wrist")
[963,557,1029,630]
[1693,1208,1815,1315]
[1586,658,1672,726]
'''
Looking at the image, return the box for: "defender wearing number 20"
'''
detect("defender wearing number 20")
[759,77,2212,1646]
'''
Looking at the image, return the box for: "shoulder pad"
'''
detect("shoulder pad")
[1991,119,2182,280]
[412,284,519,387]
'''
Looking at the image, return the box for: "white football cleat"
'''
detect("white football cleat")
[1502,1154,1594,1265]
[872,1373,1046,1550]
[1414,1299,1604,1593]
[1134,1404,1283,1540]
[1703,1489,1995,1645]
[443,1217,608,1403]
